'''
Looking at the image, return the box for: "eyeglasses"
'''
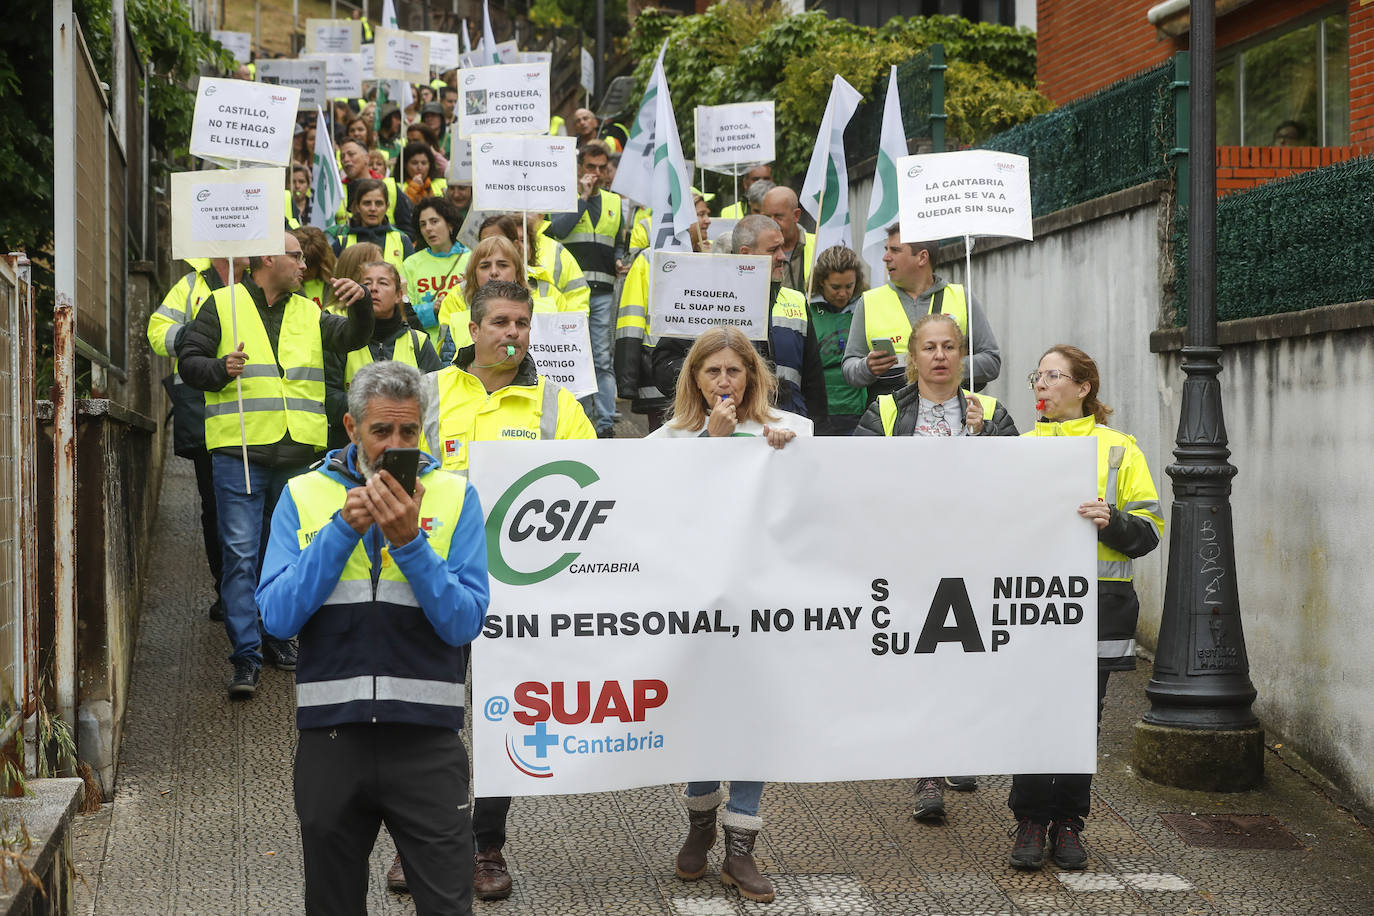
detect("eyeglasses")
[284,250,307,262]
[1026,369,1077,389]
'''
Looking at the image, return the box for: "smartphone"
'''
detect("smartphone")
[872,337,897,356]
[378,447,420,496]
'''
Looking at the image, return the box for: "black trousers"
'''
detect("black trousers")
[295,724,473,916]
[1007,669,1111,825]
[189,448,223,593]
[473,795,512,851]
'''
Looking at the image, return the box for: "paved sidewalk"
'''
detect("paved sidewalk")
[74,449,1374,915]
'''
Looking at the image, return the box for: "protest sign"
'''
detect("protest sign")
[468,437,1099,796]
[530,312,595,397]
[648,250,771,340]
[706,217,738,246]
[457,209,498,251]
[211,30,252,64]
[520,51,552,65]
[447,136,474,183]
[301,53,363,98]
[420,31,460,71]
[304,18,361,54]
[457,63,549,138]
[374,27,431,83]
[896,149,1033,242]
[360,43,376,79]
[580,47,595,96]
[190,77,299,166]
[255,59,328,111]
[171,168,286,259]
[495,39,520,62]
[694,101,774,172]
[471,135,576,213]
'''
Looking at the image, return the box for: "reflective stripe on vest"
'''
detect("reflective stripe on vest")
[345,229,406,271]
[863,284,969,369]
[285,190,301,229]
[421,370,563,473]
[343,329,423,386]
[1098,637,1136,659]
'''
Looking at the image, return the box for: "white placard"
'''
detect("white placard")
[255,59,328,111]
[459,52,477,70]
[171,168,286,259]
[897,149,1033,242]
[468,437,1099,796]
[495,39,519,62]
[190,77,300,166]
[304,18,361,54]
[706,217,739,244]
[374,27,431,83]
[212,30,253,64]
[649,250,771,340]
[471,134,576,212]
[447,136,474,183]
[580,47,595,95]
[520,51,552,65]
[458,63,549,138]
[530,312,595,397]
[695,101,775,171]
[301,53,363,98]
[360,43,376,80]
[419,31,460,71]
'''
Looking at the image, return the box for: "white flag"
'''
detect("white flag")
[380,0,398,28]
[863,66,907,283]
[611,40,667,208]
[309,106,344,231]
[461,18,473,56]
[646,56,694,253]
[799,75,863,254]
[482,0,502,65]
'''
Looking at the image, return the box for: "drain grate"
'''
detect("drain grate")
[1160,813,1304,850]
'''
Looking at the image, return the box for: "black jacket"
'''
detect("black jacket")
[852,383,1019,437]
[324,311,444,447]
[330,221,415,258]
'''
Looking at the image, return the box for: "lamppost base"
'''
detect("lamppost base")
[1134,722,1264,791]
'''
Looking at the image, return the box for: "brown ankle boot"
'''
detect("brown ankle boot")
[473,847,513,900]
[719,811,774,903]
[675,788,721,880]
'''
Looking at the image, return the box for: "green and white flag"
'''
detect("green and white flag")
[863,66,906,283]
[799,75,863,255]
[309,105,344,231]
[611,40,667,208]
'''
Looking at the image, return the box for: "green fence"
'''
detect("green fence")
[1173,156,1374,325]
[980,60,1177,217]
[844,46,942,165]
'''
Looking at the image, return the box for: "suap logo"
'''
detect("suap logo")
[196,189,212,202]
[995,161,1016,172]
[907,164,924,178]
[485,460,615,585]
[736,264,757,275]
[243,187,262,199]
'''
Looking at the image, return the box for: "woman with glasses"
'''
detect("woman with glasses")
[853,312,1017,819]
[1007,344,1164,872]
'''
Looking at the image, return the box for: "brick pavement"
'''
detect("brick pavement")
[73,445,1374,915]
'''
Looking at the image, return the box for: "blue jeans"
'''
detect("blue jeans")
[686,780,764,817]
[586,288,617,432]
[212,454,307,666]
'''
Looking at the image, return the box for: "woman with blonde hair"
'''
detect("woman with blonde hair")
[325,242,383,313]
[436,236,569,360]
[291,226,336,309]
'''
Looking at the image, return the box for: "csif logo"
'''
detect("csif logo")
[204,84,218,96]
[907,164,924,178]
[481,142,495,153]
[486,460,614,585]
[661,260,677,273]
[464,73,478,85]
[196,189,212,202]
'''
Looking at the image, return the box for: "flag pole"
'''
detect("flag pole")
[227,256,252,495]
[806,182,825,303]
[521,208,529,282]
[964,233,974,396]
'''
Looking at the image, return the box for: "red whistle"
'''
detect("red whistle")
[1036,398,1047,412]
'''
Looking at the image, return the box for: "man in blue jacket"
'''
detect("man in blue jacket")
[258,360,490,915]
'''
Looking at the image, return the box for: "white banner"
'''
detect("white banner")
[580,47,595,96]
[468,438,1100,796]
[361,43,376,80]
[190,77,300,166]
[447,136,474,183]
[694,101,774,172]
[420,31,461,71]
[301,53,363,98]
[304,18,361,54]
[374,27,431,82]
[897,149,1033,242]
[255,59,328,111]
[211,30,252,64]
[471,134,576,213]
[171,167,286,259]
[458,63,549,138]
[530,312,595,397]
[648,250,771,340]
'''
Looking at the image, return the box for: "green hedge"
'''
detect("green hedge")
[844,49,936,164]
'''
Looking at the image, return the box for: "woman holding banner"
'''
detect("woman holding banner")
[436,237,568,361]
[331,179,414,272]
[648,326,809,905]
[1006,344,1163,872]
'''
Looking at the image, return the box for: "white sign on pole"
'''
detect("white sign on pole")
[896,149,1034,243]
[301,53,364,98]
[580,47,595,96]
[304,18,361,54]
[694,101,775,172]
[520,51,552,65]
[171,168,287,259]
[212,30,253,64]
[458,63,550,138]
[360,43,376,80]
[467,437,1099,797]
[706,217,739,245]
[190,77,300,166]
[471,134,576,212]
[256,59,329,111]
[529,312,595,397]
[494,39,519,62]
[421,31,461,71]
[459,52,477,70]
[446,136,474,183]
[649,250,771,340]
[374,27,431,83]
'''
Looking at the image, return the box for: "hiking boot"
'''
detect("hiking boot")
[385,854,407,892]
[227,659,260,700]
[1050,819,1088,870]
[474,848,513,900]
[719,811,774,903]
[207,597,225,622]
[264,637,298,671]
[913,777,946,821]
[675,788,720,880]
[944,775,978,792]
[1009,818,1048,870]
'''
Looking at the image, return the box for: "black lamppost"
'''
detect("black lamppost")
[1133,0,1264,790]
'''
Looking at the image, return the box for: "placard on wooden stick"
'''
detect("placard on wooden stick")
[649,250,772,341]
[190,77,300,166]
[256,59,328,112]
[895,149,1033,242]
[304,18,361,54]
[470,135,576,213]
[171,168,286,260]
[457,63,550,139]
[374,28,431,83]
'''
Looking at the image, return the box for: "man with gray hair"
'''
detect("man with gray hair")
[259,359,490,915]
[744,178,775,216]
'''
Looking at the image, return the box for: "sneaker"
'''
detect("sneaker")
[264,637,298,671]
[207,597,225,622]
[596,426,616,439]
[912,777,946,821]
[1009,818,1048,870]
[1050,820,1088,870]
[945,775,978,792]
[227,659,260,699]
[473,848,513,900]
